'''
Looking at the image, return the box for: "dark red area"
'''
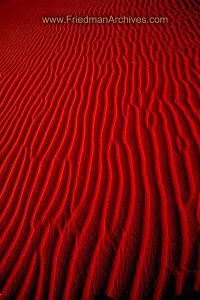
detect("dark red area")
[0,0,199,299]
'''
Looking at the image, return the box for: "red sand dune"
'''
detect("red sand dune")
[0,0,199,299]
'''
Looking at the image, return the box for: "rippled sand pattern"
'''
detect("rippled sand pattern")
[0,0,199,299]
